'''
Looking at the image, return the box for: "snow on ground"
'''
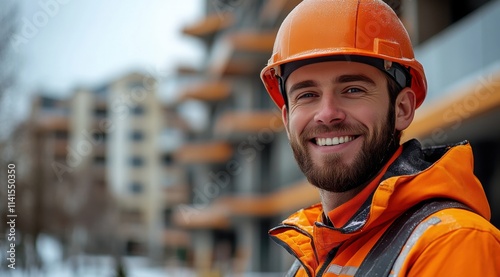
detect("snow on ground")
[1,235,195,276]
[1,235,282,276]
[1,255,196,277]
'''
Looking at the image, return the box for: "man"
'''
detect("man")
[260,0,500,276]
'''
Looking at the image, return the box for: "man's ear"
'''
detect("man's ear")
[394,87,416,131]
[281,105,290,139]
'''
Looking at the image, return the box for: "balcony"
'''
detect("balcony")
[182,13,234,40]
[173,141,233,165]
[176,80,231,103]
[171,179,319,229]
[214,110,283,139]
[207,29,277,77]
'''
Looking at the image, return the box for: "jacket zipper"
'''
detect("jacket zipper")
[316,246,340,276]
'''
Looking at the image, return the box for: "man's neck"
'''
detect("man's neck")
[319,185,366,213]
[319,144,404,216]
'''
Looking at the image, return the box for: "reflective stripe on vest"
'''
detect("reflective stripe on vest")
[327,264,358,276]
[389,216,442,276]
[324,216,442,277]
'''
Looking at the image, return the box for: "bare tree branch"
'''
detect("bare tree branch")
[0,1,19,100]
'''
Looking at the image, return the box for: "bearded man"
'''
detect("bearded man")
[260,0,500,276]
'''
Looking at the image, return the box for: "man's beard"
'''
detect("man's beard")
[289,108,398,193]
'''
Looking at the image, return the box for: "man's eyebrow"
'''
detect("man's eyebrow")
[287,74,376,96]
[335,74,376,86]
[288,80,318,96]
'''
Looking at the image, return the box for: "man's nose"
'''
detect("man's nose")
[313,97,346,124]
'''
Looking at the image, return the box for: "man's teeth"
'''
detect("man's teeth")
[315,136,354,146]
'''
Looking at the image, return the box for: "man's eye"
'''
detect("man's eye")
[345,87,364,94]
[297,92,315,99]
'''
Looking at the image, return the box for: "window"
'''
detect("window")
[161,153,174,166]
[129,182,143,194]
[163,208,173,227]
[413,0,492,44]
[93,156,106,165]
[131,105,145,116]
[40,96,57,108]
[129,156,144,167]
[130,130,144,142]
[92,132,106,143]
[93,108,107,118]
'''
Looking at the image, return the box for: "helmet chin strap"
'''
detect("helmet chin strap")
[277,75,288,110]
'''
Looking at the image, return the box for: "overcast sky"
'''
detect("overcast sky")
[2,0,204,134]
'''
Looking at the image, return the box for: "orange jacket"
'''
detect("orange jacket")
[270,140,500,276]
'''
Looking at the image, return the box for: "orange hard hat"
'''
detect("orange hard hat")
[260,0,427,109]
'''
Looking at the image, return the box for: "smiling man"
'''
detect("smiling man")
[260,0,500,276]
[285,61,401,194]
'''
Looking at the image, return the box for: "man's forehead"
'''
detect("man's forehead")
[286,61,383,87]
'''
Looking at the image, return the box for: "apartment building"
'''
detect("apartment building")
[106,72,161,257]
[0,94,110,263]
[168,0,500,275]
[2,71,192,263]
[106,72,192,263]
[170,0,307,274]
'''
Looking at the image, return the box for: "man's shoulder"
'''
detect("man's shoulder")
[401,207,500,276]
[417,206,500,244]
